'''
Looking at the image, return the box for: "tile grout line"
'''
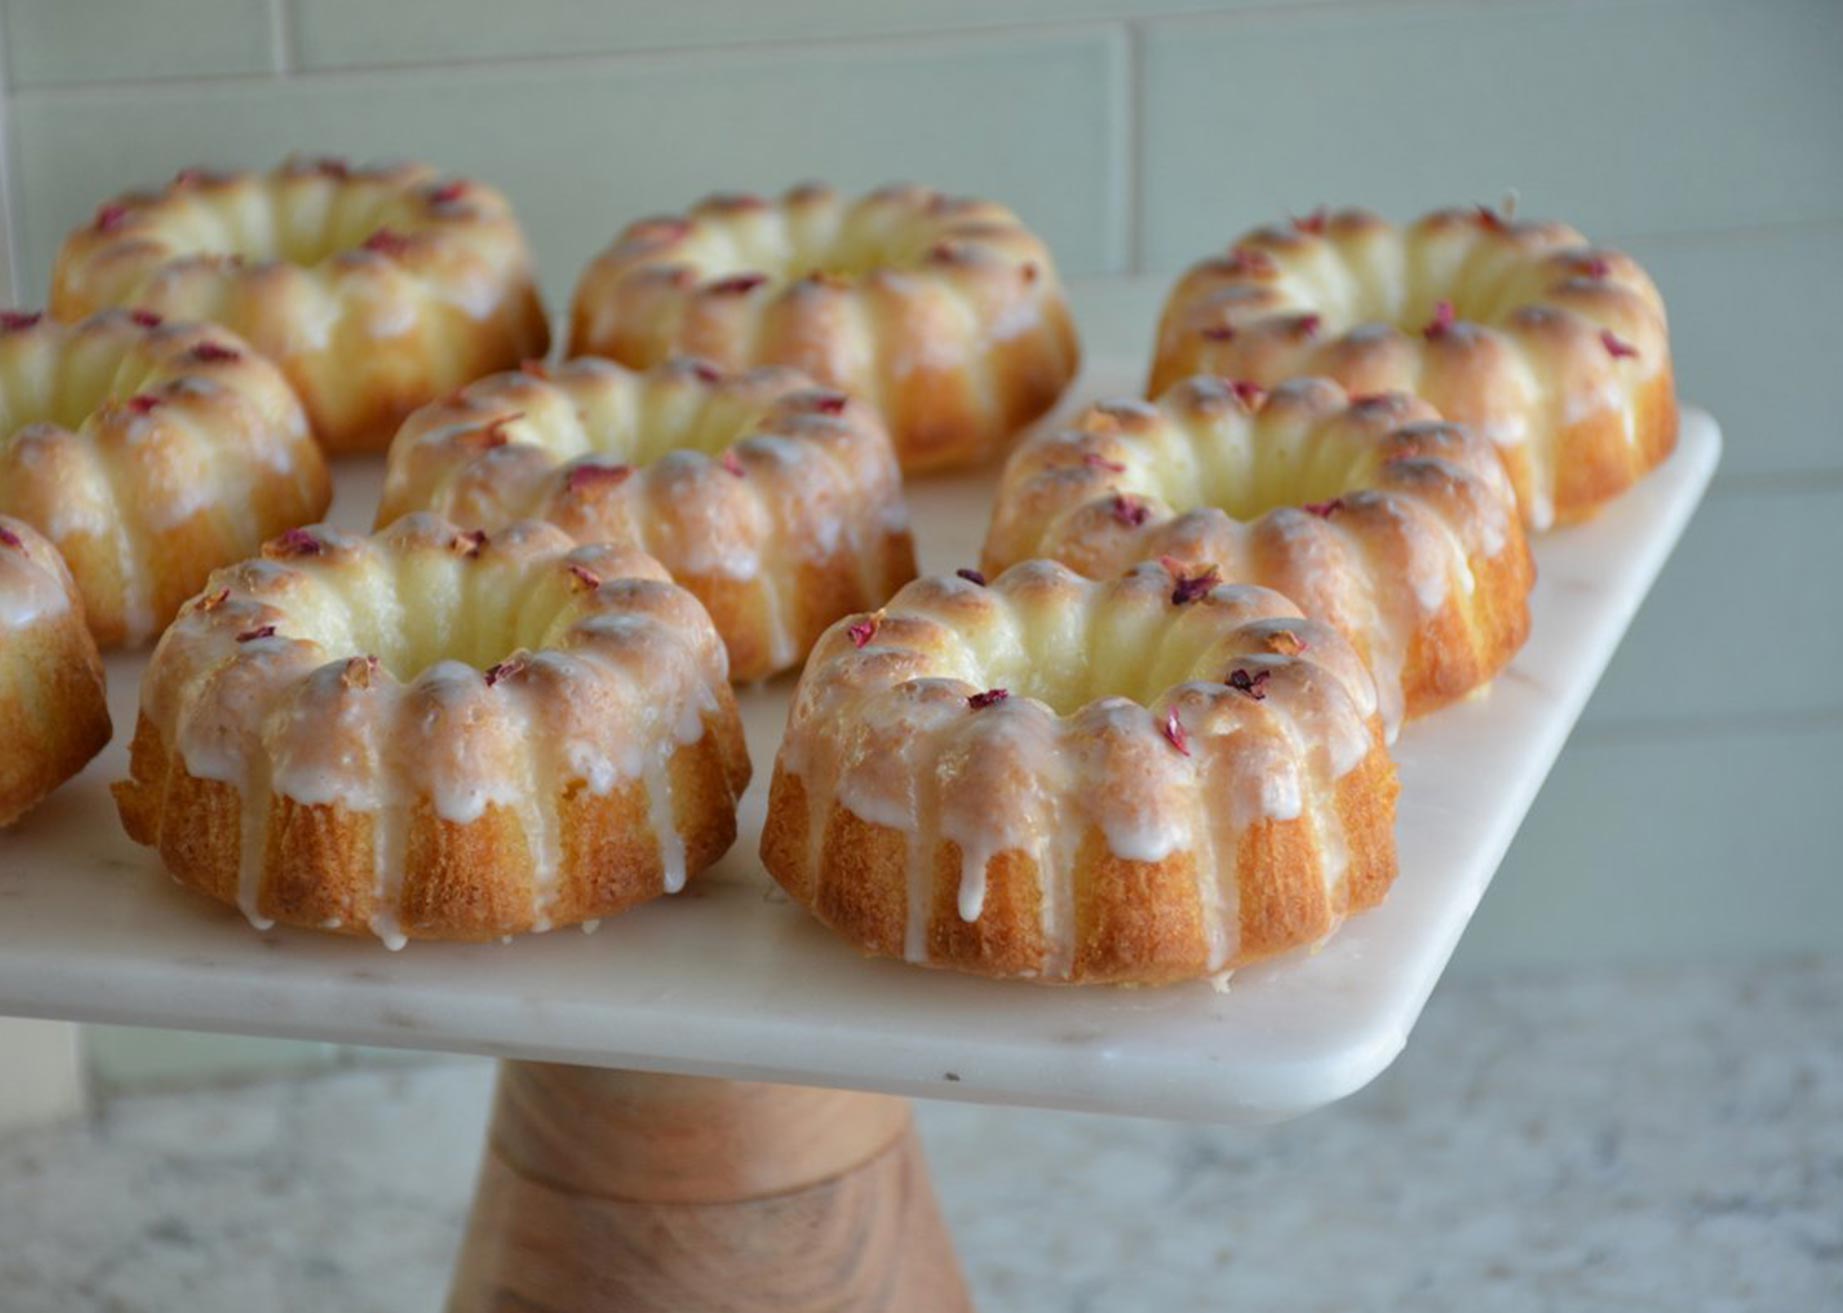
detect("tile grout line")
[2,17,1145,99]
[1123,20,1146,275]
[269,0,298,76]
[0,3,20,305]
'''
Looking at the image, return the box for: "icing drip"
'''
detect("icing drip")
[777,564,1384,979]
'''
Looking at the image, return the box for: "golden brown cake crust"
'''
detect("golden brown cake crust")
[49,157,550,456]
[761,560,1399,985]
[0,516,111,826]
[0,311,331,647]
[112,515,750,945]
[376,357,918,681]
[984,376,1534,725]
[568,184,1081,473]
[1147,206,1677,529]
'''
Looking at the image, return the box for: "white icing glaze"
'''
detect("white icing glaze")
[778,563,1385,979]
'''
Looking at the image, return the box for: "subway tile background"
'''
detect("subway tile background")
[0,0,1836,1082]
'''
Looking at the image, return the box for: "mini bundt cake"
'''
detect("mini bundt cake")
[0,309,330,647]
[113,515,750,947]
[569,184,1080,472]
[984,377,1533,727]
[377,356,917,681]
[0,516,111,826]
[1148,205,1677,528]
[761,560,1398,985]
[50,157,550,455]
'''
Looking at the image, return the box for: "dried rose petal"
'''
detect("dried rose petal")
[484,656,527,687]
[236,624,277,643]
[124,394,162,415]
[568,563,602,590]
[1292,207,1329,236]
[361,228,415,257]
[0,310,43,332]
[1161,708,1190,756]
[1230,380,1266,411]
[1580,256,1612,279]
[519,359,551,379]
[1302,498,1345,519]
[130,309,164,328]
[341,654,380,689]
[0,525,22,549]
[314,157,351,180]
[707,272,768,295]
[848,617,879,649]
[1200,324,1236,342]
[566,462,632,493]
[1169,563,1221,606]
[196,587,231,612]
[688,360,723,385]
[189,342,241,364]
[274,527,324,556]
[1226,667,1271,700]
[1082,451,1127,473]
[1475,204,1507,232]
[808,392,849,415]
[721,450,746,477]
[1601,330,1640,360]
[1266,628,1309,656]
[967,688,1009,711]
[94,204,129,233]
[927,241,963,264]
[451,529,487,557]
[1296,313,1322,338]
[956,568,987,586]
[1226,246,1276,277]
[428,181,468,205]
[482,412,525,446]
[1423,300,1457,340]
[1110,494,1149,527]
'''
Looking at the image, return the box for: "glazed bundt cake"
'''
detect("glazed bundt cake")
[569,184,1080,472]
[0,309,330,647]
[50,157,550,455]
[984,377,1533,727]
[114,515,750,946]
[761,560,1398,984]
[1148,205,1677,528]
[377,356,917,681]
[0,515,111,826]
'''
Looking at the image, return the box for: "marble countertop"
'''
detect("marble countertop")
[3,956,1837,1312]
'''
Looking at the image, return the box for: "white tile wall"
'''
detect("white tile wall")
[0,0,1833,1086]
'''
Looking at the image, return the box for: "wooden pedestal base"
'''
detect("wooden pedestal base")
[447,1062,974,1312]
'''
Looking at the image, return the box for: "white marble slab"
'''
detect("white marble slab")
[0,362,1719,1124]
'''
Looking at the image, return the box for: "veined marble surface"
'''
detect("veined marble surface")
[3,957,1837,1312]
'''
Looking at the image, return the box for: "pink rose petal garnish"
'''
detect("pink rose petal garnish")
[1302,498,1345,518]
[484,656,527,687]
[568,563,602,590]
[566,462,632,493]
[1226,668,1271,700]
[189,342,241,363]
[1110,494,1149,527]
[1601,330,1640,360]
[1082,452,1127,473]
[967,688,1009,711]
[1161,708,1190,756]
[956,568,987,586]
[1423,300,1457,341]
[848,617,879,649]
[0,311,43,332]
[236,624,277,643]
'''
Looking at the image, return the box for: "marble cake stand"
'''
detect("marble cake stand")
[0,366,1718,1309]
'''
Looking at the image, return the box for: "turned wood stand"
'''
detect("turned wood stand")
[449,1065,970,1312]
